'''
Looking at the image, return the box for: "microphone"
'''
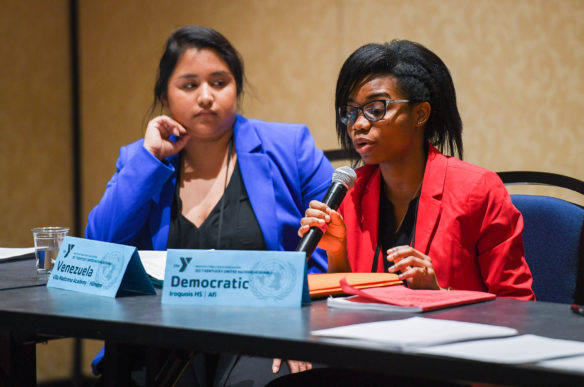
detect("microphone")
[296,166,357,257]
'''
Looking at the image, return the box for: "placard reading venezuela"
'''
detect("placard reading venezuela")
[162,250,309,307]
[47,236,156,297]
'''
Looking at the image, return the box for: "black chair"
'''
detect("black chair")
[497,171,584,304]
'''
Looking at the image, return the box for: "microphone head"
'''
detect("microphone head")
[332,166,357,189]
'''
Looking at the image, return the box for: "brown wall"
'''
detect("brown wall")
[1,0,72,246]
[2,0,583,381]
[0,1,76,382]
[79,0,584,215]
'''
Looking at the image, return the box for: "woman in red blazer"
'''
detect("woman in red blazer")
[301,40,534,301]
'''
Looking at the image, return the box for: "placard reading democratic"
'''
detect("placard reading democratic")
[47,236,155,297]
[162,250,309,307]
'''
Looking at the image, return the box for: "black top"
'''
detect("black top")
[167,160,266,251]
[372,182,419,272]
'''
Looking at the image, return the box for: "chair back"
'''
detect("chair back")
[498,171,584,304]
[510,195,584,303]
[323,148,361,169]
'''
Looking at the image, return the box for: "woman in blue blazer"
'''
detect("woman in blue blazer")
[86,26,332,386]
[85,115,332,273]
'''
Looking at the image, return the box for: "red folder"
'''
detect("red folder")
[308,272,401,298]
[338,278,496,312]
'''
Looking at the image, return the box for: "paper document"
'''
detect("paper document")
[416,334,584,364]
[138,250,167,280]
[537,354,584,374]
[311,316,518,350]
[0,247,35,262]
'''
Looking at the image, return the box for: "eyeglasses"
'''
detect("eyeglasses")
[338,99,410,126]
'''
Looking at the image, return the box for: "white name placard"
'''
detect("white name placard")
[162,249,309,307]
[47,236,156,297]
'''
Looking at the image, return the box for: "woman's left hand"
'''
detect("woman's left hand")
[272,358,312,374]
[386,245,441,290]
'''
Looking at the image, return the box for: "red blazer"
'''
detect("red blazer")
[339,145,535,301]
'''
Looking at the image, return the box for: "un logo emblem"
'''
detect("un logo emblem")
[95,250,124,289]
[249,259,296,300]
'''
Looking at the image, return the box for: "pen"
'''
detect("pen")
[570,304,584,316]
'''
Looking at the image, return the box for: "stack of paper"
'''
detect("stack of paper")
[138,250,167,281]
[538,354,584,374]
[0,247,35,262]
[312,317,518,350]
[313,318,584,368]
[415,334,584,363]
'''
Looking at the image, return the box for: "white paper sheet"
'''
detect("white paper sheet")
[138,250,167,280]
[0,247,35,261]
[327,295,422,312]
[311,317,518,350]
[537,354,584,374]
[416,334,584,364]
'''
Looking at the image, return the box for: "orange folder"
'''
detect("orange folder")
[307,272,402,298]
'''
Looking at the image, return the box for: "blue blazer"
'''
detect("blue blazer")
[85,115,334,273]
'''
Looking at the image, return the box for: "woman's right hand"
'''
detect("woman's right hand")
[143,115,191,160]
[298,200,347,254]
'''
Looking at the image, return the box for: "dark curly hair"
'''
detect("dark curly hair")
[335,40,463,160]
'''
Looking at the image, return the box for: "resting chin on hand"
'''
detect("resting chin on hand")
[143,115,191,160]
[272,358,312,374]
[386,245,441,290]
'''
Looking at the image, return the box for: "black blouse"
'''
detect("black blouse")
[167,160,266,251]
[374,182,419,272]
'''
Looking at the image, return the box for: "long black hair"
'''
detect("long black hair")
[153,25,244,109]
[335,40,463,159]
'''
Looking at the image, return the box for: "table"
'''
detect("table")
[0,286,583,386]
[0,258,48,290]
[0,258,48,385]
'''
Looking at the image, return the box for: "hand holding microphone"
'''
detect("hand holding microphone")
[296,166,357,257]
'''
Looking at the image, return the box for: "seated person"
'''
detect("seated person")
[300,39,534,299]
[86,25,333,386]
[270,37,535,387]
